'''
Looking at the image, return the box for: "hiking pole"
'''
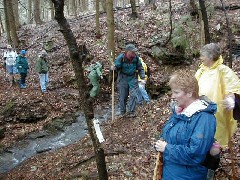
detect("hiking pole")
[112,68,114,122]
[109,51,115,122]
[153,152,163,180]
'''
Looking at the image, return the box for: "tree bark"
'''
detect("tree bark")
[27,0,33,24]
[4,0,19,47]
[3,0,12,43]
[219,1,233,68]
[96,0,101,38]
[51,1,108,179]
[100,0,106,13]
[106,0,115,60]
[130,0,138,18]
[49,0,55,20]
[13,0,20,29]
[198,0,211,44]
[34,0,43,24]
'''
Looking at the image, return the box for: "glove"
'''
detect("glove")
[110,65,116,71]
[154,140,167,152]
[19,66,22,68]
[222,94,235,110]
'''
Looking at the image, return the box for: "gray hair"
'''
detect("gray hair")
[200,43,221,61]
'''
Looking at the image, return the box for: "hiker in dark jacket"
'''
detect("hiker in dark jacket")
[111,44,145,118]
[35,50,49,93]
[16,50,29,89]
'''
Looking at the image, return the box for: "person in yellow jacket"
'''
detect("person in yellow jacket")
[195,43,240,147]
[137,58,150,105]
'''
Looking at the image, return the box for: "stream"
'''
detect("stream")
[0,104,117,173]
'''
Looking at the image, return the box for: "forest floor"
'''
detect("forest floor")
[0,0,240,179]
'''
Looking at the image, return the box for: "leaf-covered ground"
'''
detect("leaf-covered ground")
[0,0,240,179]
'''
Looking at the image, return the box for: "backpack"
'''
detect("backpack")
[121,56,150,79]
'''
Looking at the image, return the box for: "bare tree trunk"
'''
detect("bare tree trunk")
[34,0,43,24]
[0,14,3,35]
[51,1,108,179]
[49,0,55,20]
[220,0,233,68]
[100,0,107,13]
[162,0,172,47]
[3,0,12,43]
[96,0,101,38]
[5,0,19,47]
[106,0,115,60]
[12,0,20,29]
[69,0,77,17]
[130,0,138,18]
[198,0,211,44]
[28,0,33,24]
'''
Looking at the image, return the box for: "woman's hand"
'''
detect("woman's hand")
[154,140,167,152]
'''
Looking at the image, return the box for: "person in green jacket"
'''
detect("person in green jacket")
[35,50,49,93]
[16,50,29,89]
[87,61,103,97]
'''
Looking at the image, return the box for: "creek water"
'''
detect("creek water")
[0,105,116,173]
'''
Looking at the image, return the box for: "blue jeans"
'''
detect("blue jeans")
[39,73,49,92]
[137,83,150,103]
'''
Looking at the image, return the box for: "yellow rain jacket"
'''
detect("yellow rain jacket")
[138,58,148,81]
[195,56,240,147]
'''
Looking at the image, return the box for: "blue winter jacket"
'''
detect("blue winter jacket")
[160,99,217,180]
[114,53,145,89]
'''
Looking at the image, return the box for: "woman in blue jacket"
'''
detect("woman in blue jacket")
[155,70,217,180]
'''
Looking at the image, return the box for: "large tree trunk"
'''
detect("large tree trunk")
[198,0,211,44]
[27,0,33,24]
[220,0,233,68]
[106,0,115,59]
[49,0,55,20]
[130,0,138,18]
[13,0,20,29]
[5,0,19,47]
[4,0,12,43]
[51,1,108,179]
[96,0,101,38]
[100,0,106,13]
[69,0,77,17]
[34,0,43,24]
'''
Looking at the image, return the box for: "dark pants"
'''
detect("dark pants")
[117,73,138,114]
[19,73,27,84]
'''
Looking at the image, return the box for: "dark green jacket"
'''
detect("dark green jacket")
[16,55,29,74]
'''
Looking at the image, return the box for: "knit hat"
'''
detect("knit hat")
[21,49,26,55]
[125,44,137,52]
[39,50,47,57]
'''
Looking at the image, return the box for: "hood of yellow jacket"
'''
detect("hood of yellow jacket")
[199,55,223,70]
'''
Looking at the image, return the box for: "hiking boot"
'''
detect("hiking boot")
[128,112,136,118]
[115,112,126,119]
[20,84,26,89]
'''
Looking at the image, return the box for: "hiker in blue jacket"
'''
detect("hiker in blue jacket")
[154,70,217,180]
[111,44,145,118]
[16,50,29,89]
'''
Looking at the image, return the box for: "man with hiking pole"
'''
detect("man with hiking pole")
[111,44,145,118]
